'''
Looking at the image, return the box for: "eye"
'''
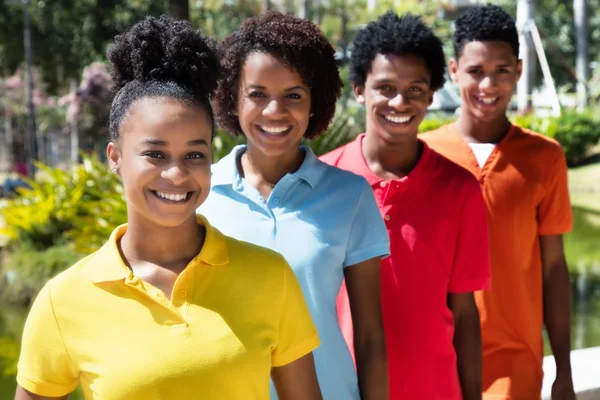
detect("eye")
[248,91,266,98]
[409,86,423,92]
[497,68,509,74]
[378,85,393,91]
[468,68,482,75]
[143,151,165,159]
[286,93,302,100]
[186,152,206,160]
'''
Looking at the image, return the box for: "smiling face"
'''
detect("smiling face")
[236,52,311,159]
[356,53,434,145]
[107,97,212,228]
[451,40,522,123]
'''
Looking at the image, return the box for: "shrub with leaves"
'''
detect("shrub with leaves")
[0,154,126,253]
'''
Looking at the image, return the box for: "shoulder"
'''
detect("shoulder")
[511,124,565,162]
[427,147,481,198]
[419,123,455,144]
[42,253,100,301]
[319,144,348,167]
[224,235,288,272]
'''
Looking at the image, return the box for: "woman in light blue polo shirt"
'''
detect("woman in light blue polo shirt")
[198,12,389,400]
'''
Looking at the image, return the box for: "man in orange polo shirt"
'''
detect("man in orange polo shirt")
[421,5,575,400]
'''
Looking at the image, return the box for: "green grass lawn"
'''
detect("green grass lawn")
[569,162,600,212]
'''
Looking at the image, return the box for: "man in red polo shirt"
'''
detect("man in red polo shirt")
[321,13,491,399]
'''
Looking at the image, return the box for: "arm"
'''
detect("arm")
[15,386,68,400]
[271,353,322,400]
[447,292,482,400]
[540,234,575,400]
[345,257,388,400]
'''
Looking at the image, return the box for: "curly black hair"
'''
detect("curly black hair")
[350,11,445,91]
[107,15,220,141]
[453,4,519,59]
[213,11,342,139]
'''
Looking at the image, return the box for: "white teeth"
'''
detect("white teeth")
[384,115,412,124]
[478,97,498,104]
[156,191,187,202]
[260,126,289,134]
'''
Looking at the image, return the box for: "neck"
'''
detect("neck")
[362,130,422,179]
[241,145,305,186]
[119,214,204,273]
[454,113,511,144]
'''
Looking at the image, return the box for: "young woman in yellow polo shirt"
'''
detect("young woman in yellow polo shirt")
[15,15,321,400]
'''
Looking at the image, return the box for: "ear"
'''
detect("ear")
[107,142,122,175]
[449,59,459,83]
[353,83,365,104]
[428,92,435,107]
[516,59,523,82]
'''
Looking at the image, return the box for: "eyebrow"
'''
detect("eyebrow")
[246,84,309,93]
[373,78,430,84]
[141,138,209,146]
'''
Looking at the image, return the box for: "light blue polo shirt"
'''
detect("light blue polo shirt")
[198,145,389,400]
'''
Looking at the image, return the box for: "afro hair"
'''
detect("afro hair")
[107,15,220,141]
[453,4,519,59]
[350,11,446,91]
[213,11,342,139]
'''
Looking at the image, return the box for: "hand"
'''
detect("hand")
[551,374,575,400]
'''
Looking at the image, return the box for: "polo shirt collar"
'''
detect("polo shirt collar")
[88,214,229,283]
[343,133,435,187]
[211,144,325,190]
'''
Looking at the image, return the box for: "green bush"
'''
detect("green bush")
[0,242,83,304]
[418,115,455,133]
[0,154,127,253]
[513,110,600,165]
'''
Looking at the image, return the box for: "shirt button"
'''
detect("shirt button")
[384,215,391,221]
[380,182,387,188]
[179,290,187,298]
[272,198,280,205]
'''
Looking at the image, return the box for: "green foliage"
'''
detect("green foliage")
[306,109,365,156]
[513,110,600,165]
[0,154,126,252]
[0,242,83,305]
[418,115,455,133]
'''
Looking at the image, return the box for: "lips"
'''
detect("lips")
[382,114,414,125]
[257,124,292,136]
[474,95,499,106]
[150,190,193,203]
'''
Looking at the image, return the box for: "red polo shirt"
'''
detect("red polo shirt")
[320,134,491,400]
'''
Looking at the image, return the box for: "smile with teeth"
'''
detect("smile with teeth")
[384,115,413,124]
[153,191,191,202]
[475,96,498,105]
[259,125,291,135]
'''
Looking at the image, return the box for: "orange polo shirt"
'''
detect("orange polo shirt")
[421,123,573,400]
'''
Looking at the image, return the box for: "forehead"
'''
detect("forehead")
[367,53,431,82]
[241,52,306,85]
[458,41,517,65]
[122,97,212,140]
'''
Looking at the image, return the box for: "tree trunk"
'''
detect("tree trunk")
[574,0,589,111]
[168,0,189,20]
[516,0,536,113]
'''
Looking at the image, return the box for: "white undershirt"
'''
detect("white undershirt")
[468,143,496,168]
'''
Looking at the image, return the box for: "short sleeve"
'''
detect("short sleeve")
[345,179,390,267]
[448,179,491,293]
[538,150,573,235]
[272,260,320,367]
[17,283,79,397]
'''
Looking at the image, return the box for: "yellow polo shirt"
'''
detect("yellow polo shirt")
[17,215,319,399]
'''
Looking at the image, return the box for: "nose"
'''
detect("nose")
[161,160,190,185]
[263,98,286,117]
[389,92,406,108]
[479,74,497,91]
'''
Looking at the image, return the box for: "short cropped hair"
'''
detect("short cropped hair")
[453,4,519,59]
[350,11,446,91]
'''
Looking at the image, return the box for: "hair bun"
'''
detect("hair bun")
[108,15,219,97]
